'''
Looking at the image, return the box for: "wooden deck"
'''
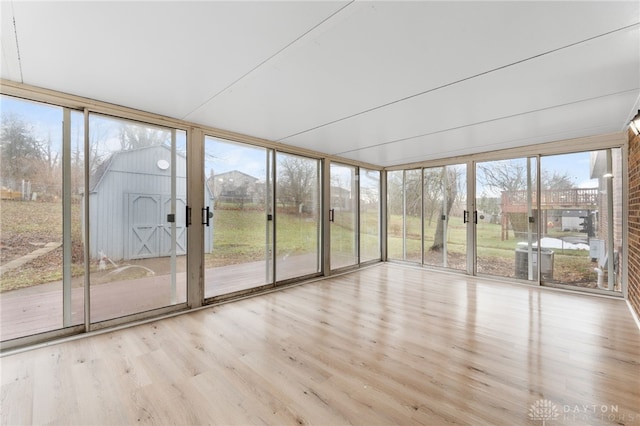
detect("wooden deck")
[1,263,639,425]
[501,188,599,213]
[0,254,320,342]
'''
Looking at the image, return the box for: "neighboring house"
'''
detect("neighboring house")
[87,145,213,260]
[208,170,261,206]
[331,185,352,210]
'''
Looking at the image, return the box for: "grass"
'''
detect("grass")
[1,200,84,292]
[1,200,598,290]
[386,212,595,283]
[206,207,322,267]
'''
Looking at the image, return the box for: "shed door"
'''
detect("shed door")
[127,193,162,259]
[161,196,186,256]
[127,194,187,259]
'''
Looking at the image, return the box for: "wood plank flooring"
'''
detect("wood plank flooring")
[1,263,639,425]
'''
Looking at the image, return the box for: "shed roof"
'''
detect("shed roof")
[89,144,185,192]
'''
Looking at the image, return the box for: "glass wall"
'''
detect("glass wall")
[275,152,321,281]
[387,170,404,260]
[387,169,421,263]
[423,164,467,271]
[204,137,272,297]
[360,168,380,262]
[540,149,622,292]
[88,114,187,322]
[0,96,84,340]
[330,163,358,269]
[475,157,538,281]
[4,88,624,347]
[387,149,623,295]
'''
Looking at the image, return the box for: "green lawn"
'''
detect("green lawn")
[0,200,84,291]
[1,200,598,290]
[386,212,594,283]
[207,207,322,267]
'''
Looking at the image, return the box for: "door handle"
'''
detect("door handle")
[202,206,211,227]
[463,210,468,224]
[473,210,478,224]
[329,209,335,222]
[186,206,192,227]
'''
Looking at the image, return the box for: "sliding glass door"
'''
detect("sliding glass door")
[0,96,85,341]
[330,163,357,269]
[423,164,467,271]
[386,169,422,262]
[204,137,272,298]
[87,114,187,322]
[360,168,381,262]
[475,157,538,281]
[275,152,321,281]
[540,149,622,292]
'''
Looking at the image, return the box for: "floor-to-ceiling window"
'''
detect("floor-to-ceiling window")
[330,163,358,270]
[386,146,624,295]
[387,170,404,260]
[0,96,84,341]
[1,95,191,345]
[423,164,467,271]
[87,114,188,322]
[475,157,538,281]
[203,138,327,298]
[539,149,622,292]
[275,152,321,281]
[360,168,381,263]
[387,169,422,263]
[204,137,272,297]
[4,85,625,351]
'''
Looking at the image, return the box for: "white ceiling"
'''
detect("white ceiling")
[2,1,639,167]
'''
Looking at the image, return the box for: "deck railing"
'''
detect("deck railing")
[502,188,599,211]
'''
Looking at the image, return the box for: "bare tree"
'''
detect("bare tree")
[387,171,404,216]
[478,159,575,192]
[430,167,460,252]
[404,170,422,217]
[477,160,530,193]
[0,114,43,185]
[278,156,316,211]
[119,124,169,150]
[423,168,442,226]
[541,170,575,189]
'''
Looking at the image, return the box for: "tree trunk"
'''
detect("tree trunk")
[430,170,457,252]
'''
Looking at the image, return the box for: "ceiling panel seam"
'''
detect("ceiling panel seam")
[278,22,640,143]
[9,0,24,83]
[332,88,640,157]
[181,0,355,121]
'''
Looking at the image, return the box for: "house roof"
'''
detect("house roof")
[212,170,259,182]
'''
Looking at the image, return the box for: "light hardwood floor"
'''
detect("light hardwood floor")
[1,263,639,425]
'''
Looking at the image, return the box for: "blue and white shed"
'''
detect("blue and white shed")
[87,145,213,260]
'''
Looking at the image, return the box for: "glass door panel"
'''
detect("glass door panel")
[204,137,272,297]
[476,157,538,280]
[423,164,467,271]
[404,169,422,262]
[0,96,84,341]
[275,152,321,281]
[386,170,404,260]
[386,170,421,262]
[360,169,380,262]
[330,163,357,269]
[540,150,622,292]
[87,114,186,322]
